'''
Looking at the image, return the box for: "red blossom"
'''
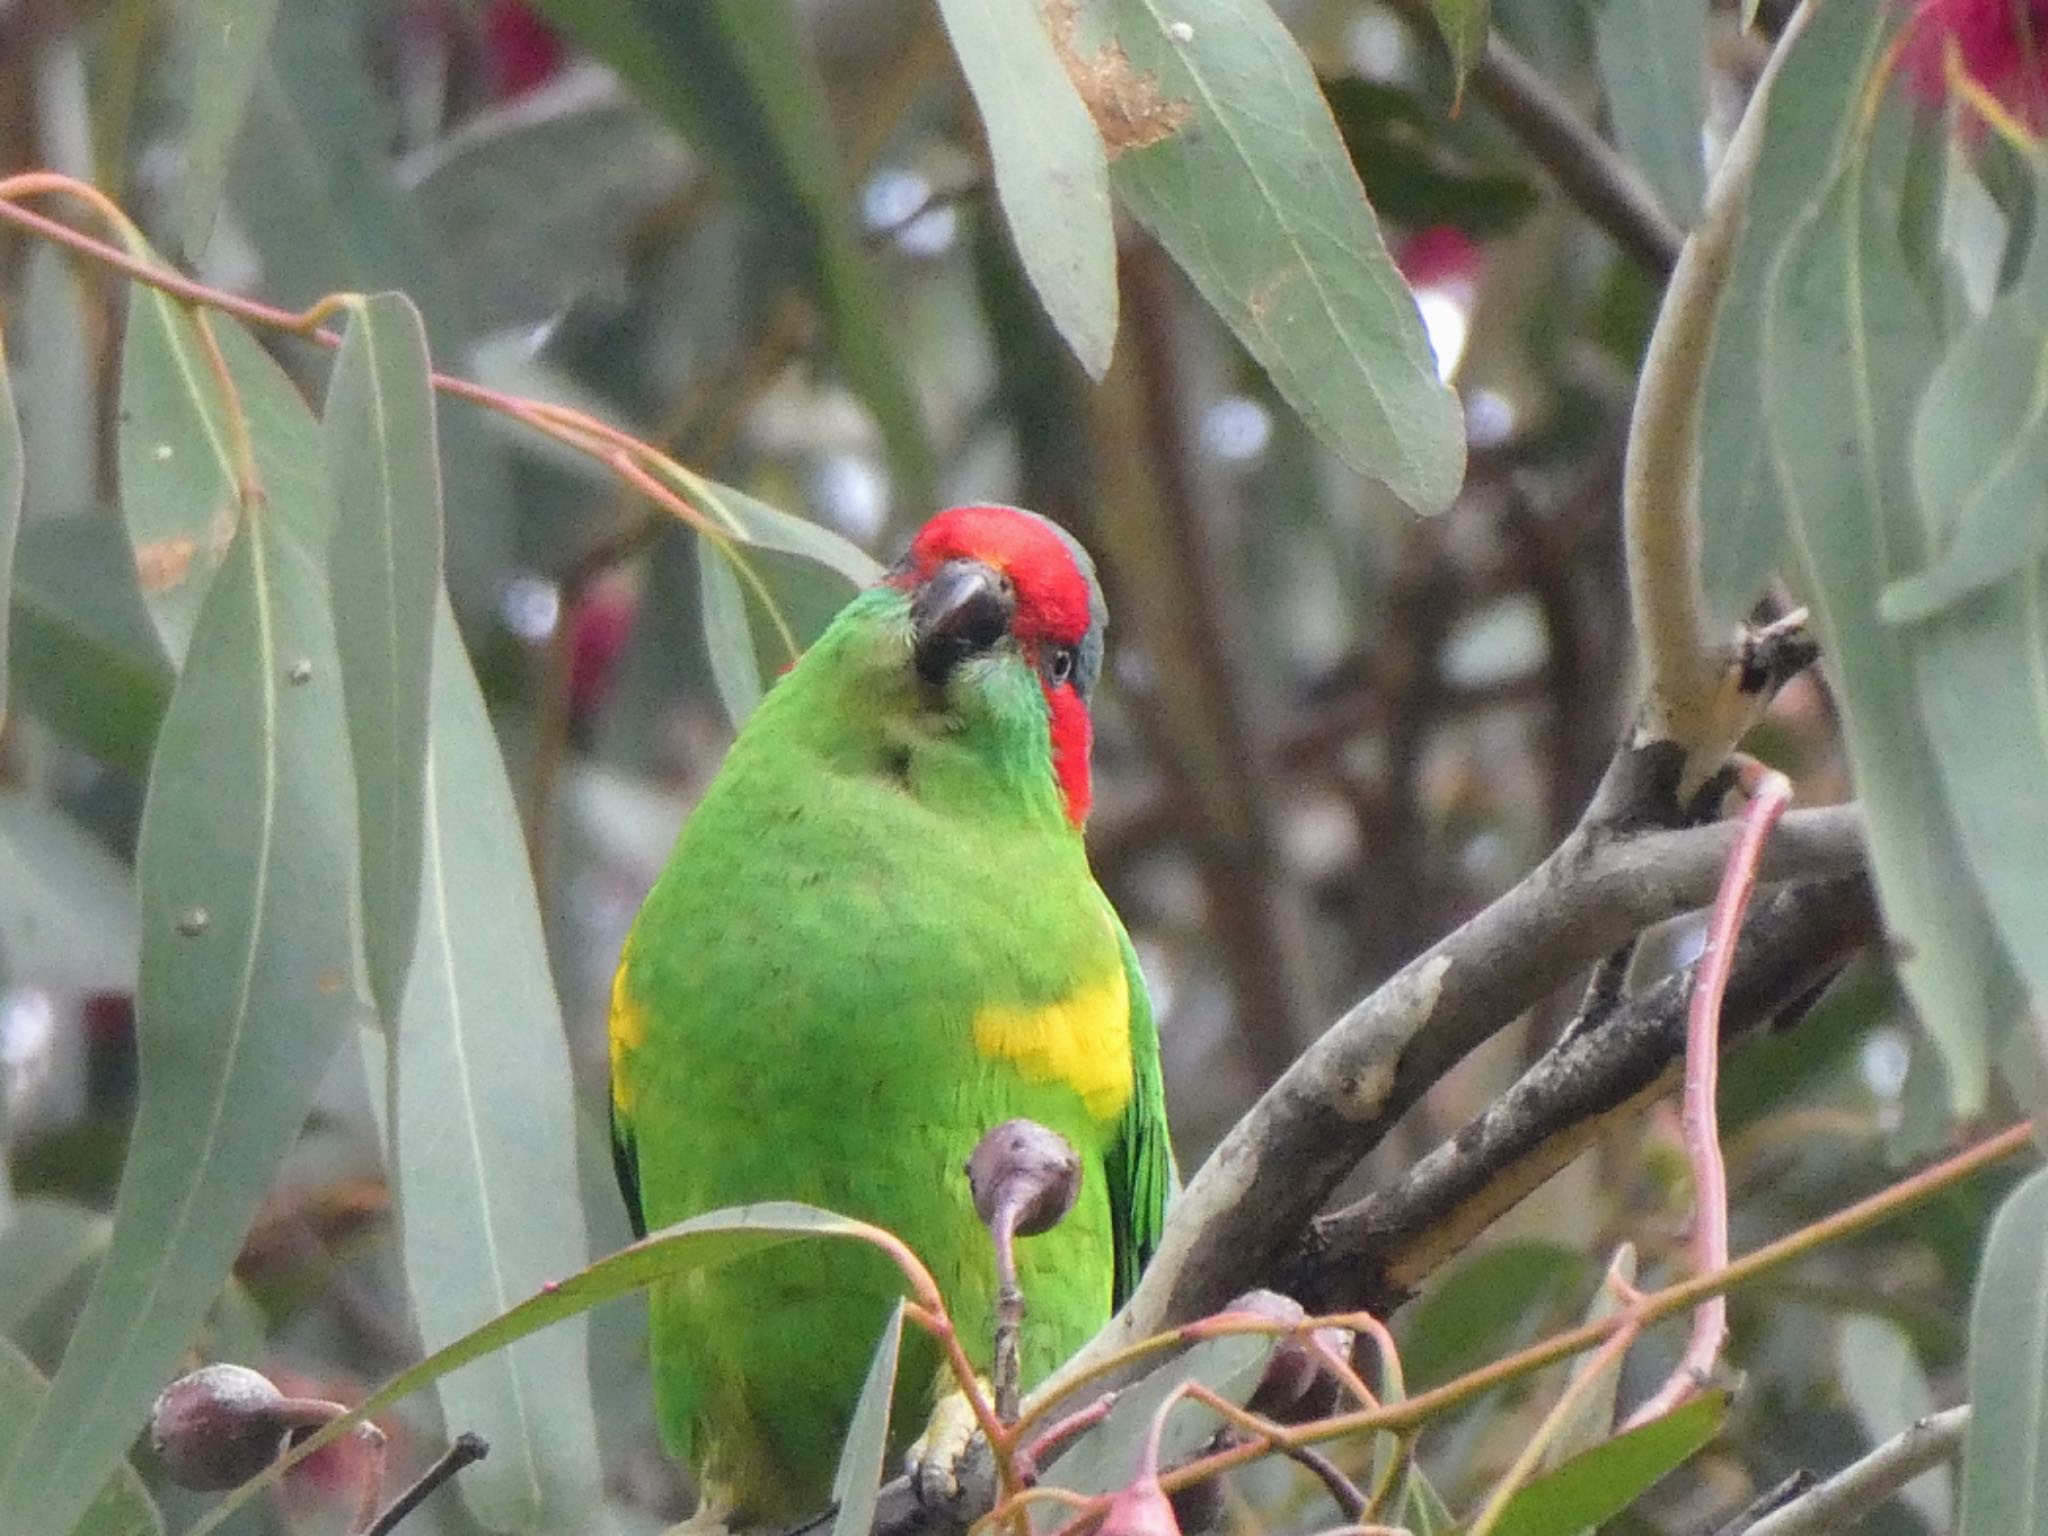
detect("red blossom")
[1899,0,2048,125]
[482,2,566,99]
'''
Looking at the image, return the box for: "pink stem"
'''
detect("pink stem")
[1626,761,1791,1429]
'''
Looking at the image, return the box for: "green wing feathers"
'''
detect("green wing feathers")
[1107,920,1173,1308]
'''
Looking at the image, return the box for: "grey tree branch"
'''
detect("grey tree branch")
[1742,1406,1968,1536]
[1383,0,1683,276]
[1291,872,1878,1312]
[1623,3,1814,793]
[1044,802,1866,1386]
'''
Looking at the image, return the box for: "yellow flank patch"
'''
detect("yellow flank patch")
[609,957,647,1115]
[972,967,1132,1121]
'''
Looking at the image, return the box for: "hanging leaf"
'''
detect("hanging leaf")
[1486,1391,1726,1536]
[1838,1314,1950,1530]
[1589,0,1707,226]
[1960,1168,2048,1536]
[1763,105,2002,1114]
[1697,0,1897,626]
[1076,0,1467,512]
[936,0,1118,378]
[689,474,884,590]
[0,350,364,1536]
[1429,0,1490,106]
[519,0,938,511]
[0,330,21,732]
[830,1299,906,1536]
[323,293,444,1025]
[0,797,140,995]
[182,1201,927,1536]
[698,543,767,730]
[389,602,602,1533]
[0,1338,160,1536]
[173,0,284,256]
[7,519,174,770]
[1039,1333,1274,1509]
[1399,1241,1584,1391]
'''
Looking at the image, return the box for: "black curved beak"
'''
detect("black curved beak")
[911,559,1014,686]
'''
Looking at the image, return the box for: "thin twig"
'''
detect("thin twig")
[1743,1406,1968,1536]
[361,1433,487,1536]
[1625,762,1792,1428]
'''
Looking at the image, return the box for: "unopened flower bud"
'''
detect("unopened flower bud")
[966,1119,1081,1239]
[1223,1289,1353,1422]
[150,1364,343,1491]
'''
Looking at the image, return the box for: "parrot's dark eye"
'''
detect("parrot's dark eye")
[1044,646,1077,687]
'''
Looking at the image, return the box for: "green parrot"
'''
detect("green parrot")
[609,504,1174,1524]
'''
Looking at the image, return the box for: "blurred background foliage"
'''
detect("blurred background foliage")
[0,0,2039,1533]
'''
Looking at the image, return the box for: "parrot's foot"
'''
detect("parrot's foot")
[662,1493,735,1536]
[906,1381,999,1510]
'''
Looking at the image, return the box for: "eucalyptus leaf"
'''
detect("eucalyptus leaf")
[173,0,283,256]
[830,1298,905,1536]
[1083,0,1466,511]
[1429,0,1491,102]
[0,1338,160,1536]
[689,476,883,590]
[1039,1333,1274,1511]
[1763,106,2001,1114]
[1399,1241,1583,1391]
[937,0,1117,378]
[0,797,140,995]
[0,391,365,1536]
[1487,1391,1725,1536]
[183,1202,927,1536]
[8,518,173,770]
[0,1199,110,1344]
[1960,1168,2048,1536]
[0,330,21,730]
[324,293,444,1026]
[699,543,765,730]
[391,601,602,1533]
[1589,0,1706,226]
[521,0,937,511]
[1838,1314,1950,1530]
[1698,0,1896,626]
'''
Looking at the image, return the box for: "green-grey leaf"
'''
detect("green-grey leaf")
[1429,0,1491,102]
[521,0,937,511]
[115,278,239,664]
[174,0,283,256]
[1886,179,2048,624]
[937,0,1117,378]
[1090,0,1466,511]
[0,796,139,995]
[1041,1333,1274,1505]
[699,544,766,730]
[0,468,364,1536]
[1399,1241,1583,1391]
[1404,1464,1458,1536]
[831,1298,905,1536]
[324,293,444,1026]
[0,1199,110,1344]
[400,74,691,334]
[1590,0,1706,227]
[1838,1314,1950,1529]
[0,1338,160,1536]
[1487,1391,1725,1536]
[1698,0,1896,626]
[183,1201,920,1536]
[0,331,20,729]
[1763,108,2000,1114]
[1960,1168,2048,1536]
[235,0,515,616]
[689,475,883,590]
[391,601,601,1533]
[8,518,174,769]
[1542,1244,1636,1471]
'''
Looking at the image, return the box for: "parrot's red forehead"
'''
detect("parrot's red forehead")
[899,505,1095,646]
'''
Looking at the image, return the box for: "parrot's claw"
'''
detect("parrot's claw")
[662,1494,734,1536]
[907,1382,998,1510]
